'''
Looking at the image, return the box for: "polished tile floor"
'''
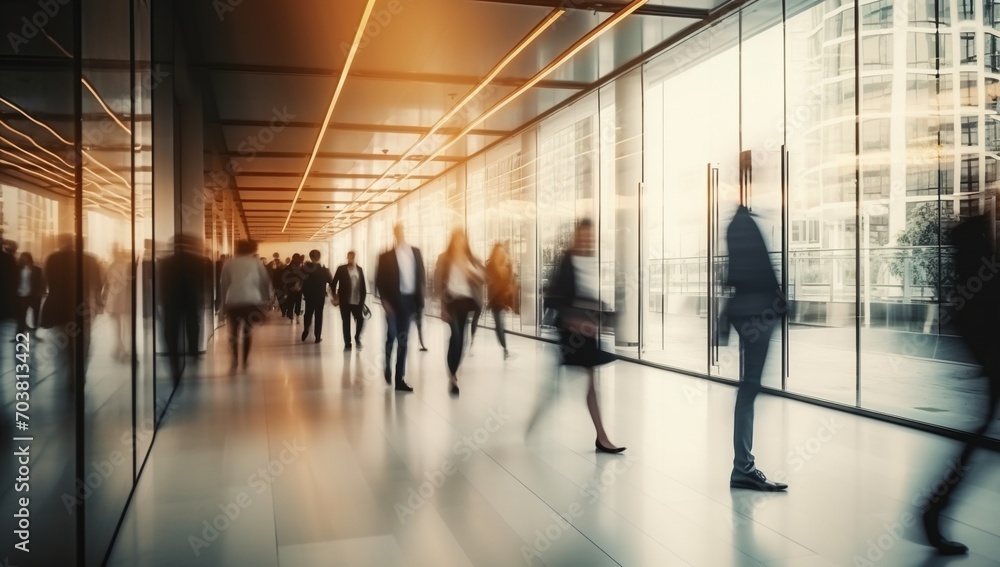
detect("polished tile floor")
[107,310,1000,567]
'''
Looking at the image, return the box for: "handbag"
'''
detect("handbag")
[362,303,372,320]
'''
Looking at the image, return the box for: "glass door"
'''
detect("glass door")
[642,16,740,376]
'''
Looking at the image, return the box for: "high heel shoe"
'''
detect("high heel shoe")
[449,381,460,396]
[595,439,626,454]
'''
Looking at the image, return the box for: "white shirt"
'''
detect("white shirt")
[395,244,416,295]
[446,259,478,299]
[572,255,598,301]
[348,265,361,305]
[17,266,30,297]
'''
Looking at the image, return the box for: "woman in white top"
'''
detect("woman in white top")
[435,228,485,396]
[220,240,271,373]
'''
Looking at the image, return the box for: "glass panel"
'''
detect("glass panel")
[0,0,77,558]
[786,0,857,404]
[740,0,786,389]
[641,15,739,375]
[82,0,134,562]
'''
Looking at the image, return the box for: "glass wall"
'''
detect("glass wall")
[1,0,196,564]
[332,0,1000,441]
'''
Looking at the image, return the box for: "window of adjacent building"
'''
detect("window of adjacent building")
[960,0,975,19]
[941,118,956,145]
[862,0,893,28]
[862,75,893,111]
[960,197,981,218]
[863,117,891,151]
[961,72,978,105]
[986,155,1000,183]
[986,34,1000,71]
[910,0,950,24]
[827,40,856,78]
[985,0,1000,28]
[864,34,894,69]
[961,155,980,191]
[987,118,1000,150]
[863,165,891,198]
[962,32,978,64]
[908,32,945,69]
[962,116,980,145]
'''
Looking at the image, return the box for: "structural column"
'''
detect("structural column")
[615,70,642,346]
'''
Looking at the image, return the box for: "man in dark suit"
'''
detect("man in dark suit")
[375,223,425,392]
[15,252,45,333]
[332,251,367,351]
[726,205,788,492]
[300,249,334,343]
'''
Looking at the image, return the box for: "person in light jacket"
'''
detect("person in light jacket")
[220,240,271,373]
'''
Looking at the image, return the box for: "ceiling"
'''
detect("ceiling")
[188,0,727,241]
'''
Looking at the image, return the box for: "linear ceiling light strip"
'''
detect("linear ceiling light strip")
[0,97,132,188]
[0,158,75,190]
[281,0,380,233]
[325,0,649,235]
[82,77,132,135]
[326,8,565,231]
[0,147,74,183]
[378,0,650,206]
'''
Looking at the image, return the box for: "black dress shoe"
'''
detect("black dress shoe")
[923,509,969,555]
[315,337,322,343]
[730,469,788,491]
[595,439,626,454]
[449,381,460,396]
[355,337,363,349]
[301,330,308,342]
[395,381,414,393]
[419,346,428,352]
[345,344,352,351]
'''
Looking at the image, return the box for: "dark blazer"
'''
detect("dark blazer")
[375,246,425,311]
[40,248,103,327]
[300,261,334,302]
[725,205,781,320]
[332,264,367,305]
[547,251,601,329]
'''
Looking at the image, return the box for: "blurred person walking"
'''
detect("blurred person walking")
[920,215,1000,555]
[375,223,426,392]
[725,205,787,492]
[160,234,211,381]
[541,219,624,453]
[485,242,518,359]
[40,234,103,377]
[435,229,484,395]
[15,252,44,333]
[332,251,367,350]
[300,249,334,343]
[220,240,271,373]
[103,245,133,363]
[281,253,305,323]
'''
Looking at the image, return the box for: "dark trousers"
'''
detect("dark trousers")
[470,305,482,340]
[385,295,416,381]
[164,304,200,379]
[16,296,40,332]
[925,327,1000,517]
[491,306,507,349]
[303,299,325,338]
[732,317,775,476]
[227,305,262,366]
[282,291,302,318]
[446,298,478,375]
[340,303,364,345]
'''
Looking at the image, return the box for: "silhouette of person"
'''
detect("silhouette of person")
[300,249,334,343]
[726,205,787,492]
[281,253,305,322]
[39,234,104,373]
[435,229,485,395]
[546,219,624,453]
[103,245,133,363]
[921,215,1000,555]
[486,242,517,359]
[220,240,270,373]
[15,252,44,333]
[332,250,367,350]
[0,240,17,327]
[159,234,211,381]
[375,223,425,392]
